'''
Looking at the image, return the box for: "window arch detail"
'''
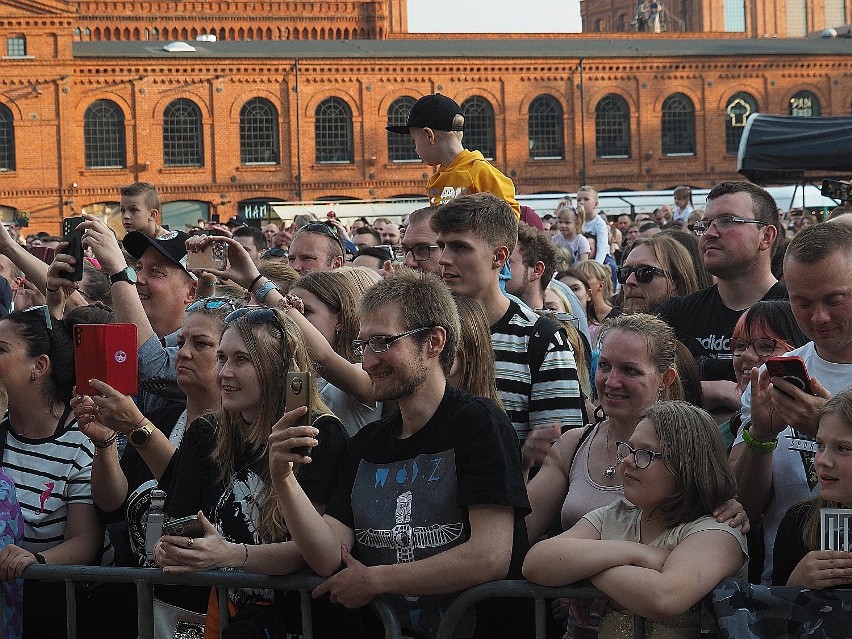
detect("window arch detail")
[789,90,820,117]
[84,99,126,169]
[595,94,630,158]
[240,98,279,164]
[386,97,419,162]
[163,99,203,167]
[314,97,353,164]
[528,95,564,160]
[0,104,14,171]
[661,93,695,156]
[725,92,757,154]
[460,96,495,160]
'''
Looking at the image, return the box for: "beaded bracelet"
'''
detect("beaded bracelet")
[92,432,118,449]
[742,426,778,453]
[276,293,305,315]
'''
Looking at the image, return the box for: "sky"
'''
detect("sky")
[407,0,582,33]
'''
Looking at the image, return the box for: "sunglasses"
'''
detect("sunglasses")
[23,304,53,331]
[303,222,345,254]
[259,248,288,260]
[617,265,668,285]
[224,306,281,326]
[186,297,239,313]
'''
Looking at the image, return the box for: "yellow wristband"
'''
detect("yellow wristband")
[742,426,778,453]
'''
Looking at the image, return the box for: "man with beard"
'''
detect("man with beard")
[656,182,786,412]
[269,269,531,639]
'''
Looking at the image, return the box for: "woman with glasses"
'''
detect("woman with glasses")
[525,314,745,637]
[153,306,350,638]
[524,401,749,639]
[718,300,809,454]
[0,306,111,638]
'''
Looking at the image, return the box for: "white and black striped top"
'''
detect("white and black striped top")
[1,411,113,563]
[491,301,585,442]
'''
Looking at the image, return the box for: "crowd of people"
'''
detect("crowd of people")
[0,92,851,639]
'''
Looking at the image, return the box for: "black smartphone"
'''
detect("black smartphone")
[211,213,221,224]
[161,514,205,538]
[766,356,811,395]
[821,179,851,202]
[60,216,85,281]
[285,371,313,458]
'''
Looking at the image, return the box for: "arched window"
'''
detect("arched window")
[460,96,495,160]
[528,95,564,160]
[163,99,203,167]
[595,94,630,158]
[789,90,820,117]
[386,97,419,162]
[725,92,758,154]
[315,97,353,163]
[0,104,14,171]
[240,98,279,164]
[661,93,695,155]
[84,100,126,169]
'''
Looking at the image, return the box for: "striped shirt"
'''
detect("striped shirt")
[491,301,584,441]
[1,412,113,563]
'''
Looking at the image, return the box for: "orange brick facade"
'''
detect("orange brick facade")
[1,1,851,232]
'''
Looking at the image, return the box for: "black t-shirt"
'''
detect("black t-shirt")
[656,281,788,381]
[772,499,812,586]
[325,384,530,638]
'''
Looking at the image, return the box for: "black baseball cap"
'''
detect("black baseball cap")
[123,230,194,279]
[226,214,248,227]
[386,94,464,134]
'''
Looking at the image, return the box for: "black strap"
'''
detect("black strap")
[528,314,564,376]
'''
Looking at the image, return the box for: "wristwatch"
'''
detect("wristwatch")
[110,266,138,286]
[129,421,154,447]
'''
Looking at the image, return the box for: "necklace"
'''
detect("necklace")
[603,424,617,478]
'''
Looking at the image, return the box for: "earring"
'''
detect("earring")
[30,371,37,381]
[658,387,664,402]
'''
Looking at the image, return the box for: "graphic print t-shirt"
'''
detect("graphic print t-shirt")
[325,385,530,638]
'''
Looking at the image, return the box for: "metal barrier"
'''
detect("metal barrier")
[9,566,648,639]
[12,565,402,639]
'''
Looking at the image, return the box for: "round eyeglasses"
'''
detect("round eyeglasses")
[615,441,665,469]
[731,338,778,358]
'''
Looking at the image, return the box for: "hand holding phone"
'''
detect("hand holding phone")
[161,514,205,538]
[186,242,228,271]
[61,216,85,281]
[766,356,811,395]
[74,324,138,397]
[285,371,313,458]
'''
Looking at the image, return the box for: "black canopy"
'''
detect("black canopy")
[737,114,852,184]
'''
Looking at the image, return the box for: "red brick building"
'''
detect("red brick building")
[1,0,851,231]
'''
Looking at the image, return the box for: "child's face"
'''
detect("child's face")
[576,191,598,218]
[815,412,852,508]
[557,212,576,237]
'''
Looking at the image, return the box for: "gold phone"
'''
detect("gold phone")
[186,242,228,270]
[285,371,313,457]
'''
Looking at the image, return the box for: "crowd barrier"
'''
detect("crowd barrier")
[8,565,646,639]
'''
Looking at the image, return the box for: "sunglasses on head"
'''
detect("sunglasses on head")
[186,297,239,313]
[224,306,283,328]
[303,222,345,253]
[617,265,668,285]
[259,248,288,260]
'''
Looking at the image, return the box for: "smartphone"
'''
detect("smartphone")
[60,216,85,281]
[285,371,313,458]
[821,179,851,202]
[765,356,811,395]
[375,244,397,262]
[186,242,228,271]
[210,213,221,224]
[162,514,205,538]
[74,323,139,396]
[29,246,56,265]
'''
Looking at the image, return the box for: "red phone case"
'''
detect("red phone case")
[74,324,138,396]
[765,356,811,394]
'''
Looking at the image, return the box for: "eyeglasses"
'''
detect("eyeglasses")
[186,297,239,313]
[224,306,281,328]
[534,308,581,331]
[617,265,668,285]
[259,248,288,260]
[615,441,665,469]
[302,222,345,254]
[691,215,769,235]
[351,326,433,358]
[731,338,778,358]
[394,245,440,262]
[23,304,53,332]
